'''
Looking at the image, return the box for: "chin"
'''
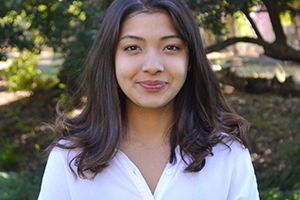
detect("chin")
[137,101,173,110]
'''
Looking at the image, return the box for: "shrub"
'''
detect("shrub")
[4,50,41,92]
[0,140,22,171]
[0,167,44,200]
[258,140,300,199]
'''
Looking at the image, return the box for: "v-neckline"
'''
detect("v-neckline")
[115,148,181,199]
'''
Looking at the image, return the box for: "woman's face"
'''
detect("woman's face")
[115,11,189,110]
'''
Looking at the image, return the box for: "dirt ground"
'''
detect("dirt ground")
[225,91,300,171]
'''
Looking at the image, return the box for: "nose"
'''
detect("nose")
[142,49,164,75]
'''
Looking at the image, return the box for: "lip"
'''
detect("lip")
[138,80,167,91]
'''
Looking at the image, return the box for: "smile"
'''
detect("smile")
[138,81,167,91]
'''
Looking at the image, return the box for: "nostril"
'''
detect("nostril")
[142,51,164,74]
[142,65,164,75]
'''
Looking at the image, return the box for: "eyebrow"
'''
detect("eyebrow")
[159,35,182,41]
[120,35,145,41]
[119,34,182,41]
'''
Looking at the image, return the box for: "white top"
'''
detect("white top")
[38,140,260,200]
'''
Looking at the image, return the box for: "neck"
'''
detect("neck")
[123,99,174,148]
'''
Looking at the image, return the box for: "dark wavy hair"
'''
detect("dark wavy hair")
[48,0,249,179]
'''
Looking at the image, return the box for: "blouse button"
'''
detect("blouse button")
[166,169,172,175]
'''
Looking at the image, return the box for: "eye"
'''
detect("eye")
[124,45,141,51]
[164,45,181,52]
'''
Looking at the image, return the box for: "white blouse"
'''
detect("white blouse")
[38,140,260,200]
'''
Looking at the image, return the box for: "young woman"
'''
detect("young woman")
[38,0,260,199]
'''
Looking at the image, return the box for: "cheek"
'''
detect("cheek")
[115,57,140,86]
[115,53,129,81]
[114,62,122,84]
[166,58,188,79]
[173,65,188,89]
[177,70,188,87]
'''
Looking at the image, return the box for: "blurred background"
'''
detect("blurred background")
[0,0,300,199]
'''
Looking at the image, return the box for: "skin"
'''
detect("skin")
[115,11,189,194]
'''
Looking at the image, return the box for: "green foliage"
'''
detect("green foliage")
[295,83,300,91]
[0,140,22,171]
[234,11,256,37]
[187,0,297,39]
[0,167,44,200]
[1,0,115,90]
[1,0,113,89]
[188,0,257,37]
[248,103,281,134]
[225,92,300,199]
[280,10,293,26]
[258,140,300,193]
[259,187,300,200]
[22,0,113,89]
[3,50,41,91]
[252,105,300,200]
[0,0,40,61]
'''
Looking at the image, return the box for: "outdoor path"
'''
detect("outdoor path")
[0,49,63,106]
[0,49,64,74]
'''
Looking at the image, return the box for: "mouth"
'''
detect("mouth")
[138,81,167,91]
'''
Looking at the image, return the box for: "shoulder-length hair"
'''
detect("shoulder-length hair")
[49,0,249,178]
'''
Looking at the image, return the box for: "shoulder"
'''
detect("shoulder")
[38,140,81,199]
[47,140,81,169]
[209,135,251,166]
[195,133,254,177]
[213,136,248,155]
[206,135,258,188]
[210,135,260,199]
[200,135,259,199]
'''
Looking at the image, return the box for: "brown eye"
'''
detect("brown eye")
[164,45,181,51]
[124,45,141,51]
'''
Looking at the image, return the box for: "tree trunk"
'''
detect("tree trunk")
[204,0,300,62]
[205,36,300,62]
[264,43,300,61]
[261,0,287,44]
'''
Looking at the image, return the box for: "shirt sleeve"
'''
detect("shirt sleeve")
[38,147,72,200]
[227,142,260,200]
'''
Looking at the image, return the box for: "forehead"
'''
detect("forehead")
[124,9,168,22]
[120,11,178,36]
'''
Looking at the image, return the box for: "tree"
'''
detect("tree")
[188,0,300,62]
[22,0,113,89]
[2,0,300,93]
[0,0,38,61]
[0,0,113,90]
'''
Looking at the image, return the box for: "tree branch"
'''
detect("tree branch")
[261,0,286,44]
[241,8,263,39]
[205,36,300,62]
[205,37,269,54]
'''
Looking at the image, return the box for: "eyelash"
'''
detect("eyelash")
[164,45,181,51]
[123,44,181,52]
[124,45,140,51]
